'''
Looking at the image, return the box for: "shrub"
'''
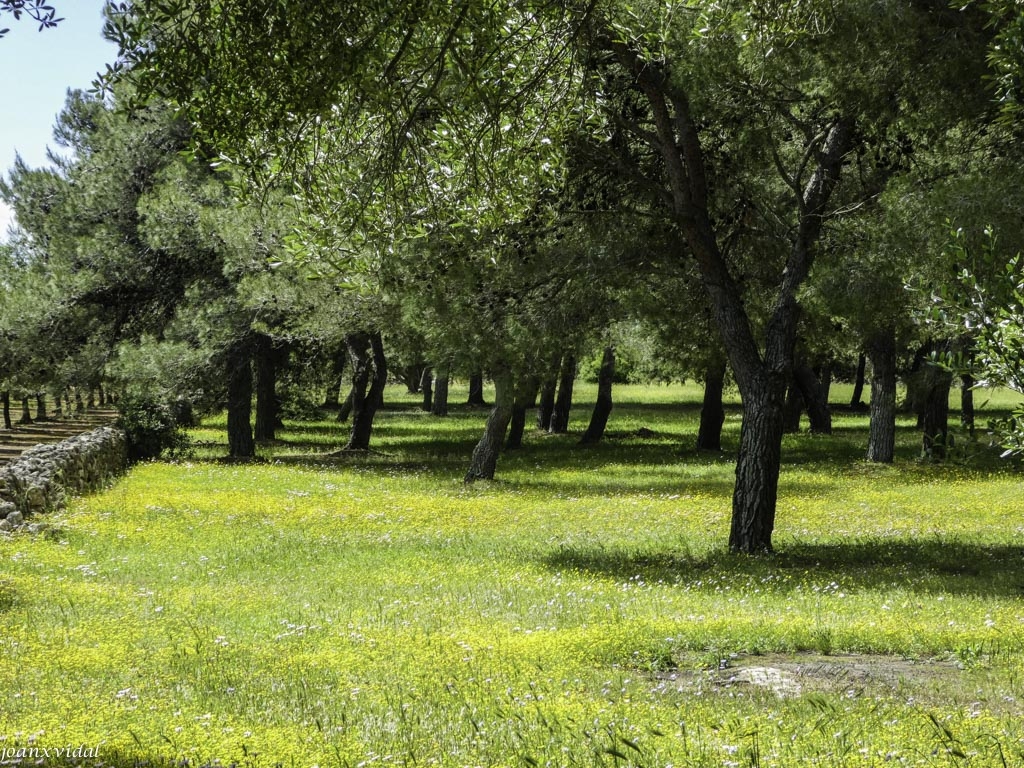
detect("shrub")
[117,394,190,461]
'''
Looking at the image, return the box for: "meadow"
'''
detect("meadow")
[2,382,1024,767]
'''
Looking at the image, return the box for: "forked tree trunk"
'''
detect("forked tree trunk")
[850,353,867,409]
[35,393,47,421]
[431,365,450,417]
[18,396,32,425]
[921,363,953,460]
[795,364,832,434]
[507,376,540,450]
[549,354,576,433]
[961,373,975,438]
[1,391,11,429]
[696,356,726,451]
[345,331,387,451]
[866,328,896,463]
[254,334,278,441]
[580,346,615,445]
[728,375,787,553]
[464,369,514,482]
[467,373,487,406]
[421,366,433,412]
[226,340,255,458]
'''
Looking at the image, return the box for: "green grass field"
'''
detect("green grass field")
[2,382,1024,766]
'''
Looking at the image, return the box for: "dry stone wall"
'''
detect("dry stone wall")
[0,426,127,532]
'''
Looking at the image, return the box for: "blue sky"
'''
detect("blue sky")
[1,0,117,237]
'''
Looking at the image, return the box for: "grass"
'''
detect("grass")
[1,381,1024,766]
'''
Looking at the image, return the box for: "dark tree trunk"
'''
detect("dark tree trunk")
[1,391,11,429]
[226,340,255,458]
[536,374,557,430]
[323,348,346,408]
[74,390,84,414]
[507,376,540,451]
[549,354,576,433]
[337,387,354,422]
[431,365,450,417]
[729,376,787,553]
[345,331,387,451]
[850,353,867,409]
[87,389,96,409]
[254,334,278,441]
[421,366,433,412]
[467,372,487,406]
[866,328,897,463]
[696,356,727,451]
[404,363,426,394]
[98,384,106,406]
[464,368,514,482]
[961,373,975,438]
[795,363,832,434]
[921,363,953,460]
[782,380,802,434]
[580,346,615,445]
[53,392,63,419]
[35,393,47,421]
[64,391,72,415]
[818,362,833,406]
[18,396,32,425]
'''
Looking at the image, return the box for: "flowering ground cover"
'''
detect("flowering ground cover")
[2,383,1023,766]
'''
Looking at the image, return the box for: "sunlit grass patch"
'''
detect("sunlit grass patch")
[2,382,1024,765]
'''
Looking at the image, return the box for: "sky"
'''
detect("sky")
[0,0,117,238]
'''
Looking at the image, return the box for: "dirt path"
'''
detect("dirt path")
[0,409,119,469]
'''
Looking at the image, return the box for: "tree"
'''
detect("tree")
[0,0,60,37]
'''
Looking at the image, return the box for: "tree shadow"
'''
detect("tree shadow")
[542,540,1024,598]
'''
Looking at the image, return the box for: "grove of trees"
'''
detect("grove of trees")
[3,0,1024,552]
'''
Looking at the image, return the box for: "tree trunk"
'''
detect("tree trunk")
[345,331,387,451]
[98,384,106,406]
[421,366,433,412]
[35,393,47,421]
[818,362,833,406]
[729,376,787,553]
[921,363,953,460]
[536,374,557,430]
[404,363,426,394]
[18,396,32,425]
[961,373,975,438]
[431,365,450,417]
[226,340,255,458]
[866,328,897,463]
[696,356,726,451]
[337,387,354,422]
[467,372,487,406]
[323,348,346,408]
[782,380,802,433]
[580,346,615,445]
[795,363,832,434]
[464,368,515,482]
[64,391,72,415]
[74,390,84,414]
[850,352,867,409]
[549,354,576,433]
[87,389,96,409]
[254,334,278,441]
[1,391,10,429]
[507,376,540,450]
[53,392,63,419]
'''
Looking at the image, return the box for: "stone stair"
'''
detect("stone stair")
[0,409,119,469]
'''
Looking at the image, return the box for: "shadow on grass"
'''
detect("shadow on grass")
[543,540,1024,597]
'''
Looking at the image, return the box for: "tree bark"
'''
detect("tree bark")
[226,339,255,458]
[507,376,540,450]
[344,331,387,451]
[536,373,557,430]
[74,390,84,414]
[1,391,10,429]
[850,352,867,409]
[467,372,487,406]
[696,356,727,451]
[464,368,514,482]
[782,380,803,434]
[254,334,278,441]
[35,393,47,421]
[866,328,897,463]
[795,363,832,434]
[549,354,576,433]
[961,373,975,438]
[921,363,953,460]
[431,364,450,417]
[729,375,787,553]
[53,392,63,419]
[18,396,32,425]
[337,387,354,422]
[98,384,106,406]
[404,363,426,394]
[420,366,433,412]
[580,346,615,445]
